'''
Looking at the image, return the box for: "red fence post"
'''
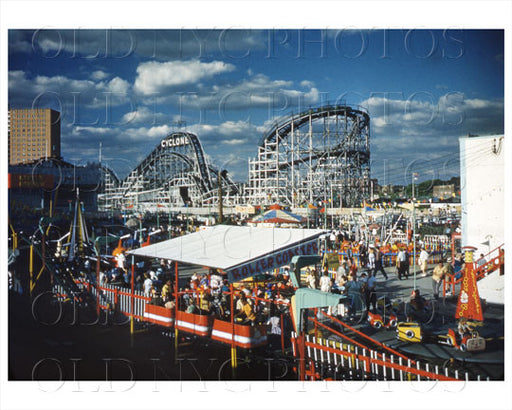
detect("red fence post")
[96,255,101,317]
[280,313,285,353]
[114,287,119,307]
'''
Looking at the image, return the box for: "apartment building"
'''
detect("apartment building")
[8,108,61,165]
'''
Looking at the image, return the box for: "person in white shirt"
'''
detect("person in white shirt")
[210,273,222,295]
[418,247,429,276]
[396,248,408,280]
[319,270,332,293]
[143,273,153,297]
[367,248,376,271]
[329,232,337,250]
[306,268,316,289]
[149,270,158,281]
[116,251,126,273]
[267,305,282,349]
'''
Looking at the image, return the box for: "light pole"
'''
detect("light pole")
[412,172,418,289]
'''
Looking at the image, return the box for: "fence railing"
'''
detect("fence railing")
[443,243,504,296]
[291,332,488,381]
[53,281,151,320]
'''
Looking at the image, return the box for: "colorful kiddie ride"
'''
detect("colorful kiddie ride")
[396,246,487,353]
[436,319,485,352]
[367,311,398,329]
[366,296,402,330]
[396,322,423,343]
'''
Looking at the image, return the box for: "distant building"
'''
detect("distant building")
[8,159,100,211]
[379,184,396,196]
[433,184,455,198]
[369,178,380,200]
[8,108,61,165]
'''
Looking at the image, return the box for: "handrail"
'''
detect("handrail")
[318,310,414,364]
[443,243,504,296]
[294,332,460,381]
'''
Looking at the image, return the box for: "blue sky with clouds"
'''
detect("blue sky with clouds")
[8,29,504,185]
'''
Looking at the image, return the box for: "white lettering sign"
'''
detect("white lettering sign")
[226,239,319,282]
[161,136,190,148]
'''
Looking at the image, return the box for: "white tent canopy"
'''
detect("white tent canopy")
[128,225,324,282]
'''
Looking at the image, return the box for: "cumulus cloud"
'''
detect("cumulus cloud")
[120,106,181,125]
[361,93,503,184]
[13,29,266,60]
[104,77,130,94]
[159,73,320,113]
[222,139,246,145]
[363,94,503,141]
[8,70,132,113]
[134,60,236,95]
[91,70,109,81]
[187,120,265,144]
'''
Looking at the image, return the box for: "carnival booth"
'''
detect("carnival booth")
[248,204,305,228]
[129,225,325,352]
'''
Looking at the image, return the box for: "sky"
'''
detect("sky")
[8,29,504,186]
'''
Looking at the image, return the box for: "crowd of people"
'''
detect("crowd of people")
[40,215,501,338]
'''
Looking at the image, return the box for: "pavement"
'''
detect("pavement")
[373,262,442,303]
[373,263,503,320]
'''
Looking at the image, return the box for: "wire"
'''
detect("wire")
[369,145,492,185]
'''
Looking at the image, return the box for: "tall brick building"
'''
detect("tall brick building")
[8,108,61,165]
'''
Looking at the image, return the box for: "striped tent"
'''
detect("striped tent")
[251,209,304,224]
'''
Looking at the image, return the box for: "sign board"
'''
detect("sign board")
[323,252,340,271]
[226,239,319,282]
[8,173,54,189]
[235,205,256,215]
[161,135,190,148]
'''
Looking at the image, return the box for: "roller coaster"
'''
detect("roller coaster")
[98,104,370,211]
[246,104,370,207]
[98,132,239,211]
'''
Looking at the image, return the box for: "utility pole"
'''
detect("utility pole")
[412,172,418,289]
[218,171,223,224]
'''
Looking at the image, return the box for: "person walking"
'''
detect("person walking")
[432,260,447,300]
[396,247,408,280]
[366,273,377,313]
[418,247,429,277]
[373,245,388,280]
[367,247,376,272]
[319,270,332,293]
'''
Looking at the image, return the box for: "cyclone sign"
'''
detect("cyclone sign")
[161,135,190,148]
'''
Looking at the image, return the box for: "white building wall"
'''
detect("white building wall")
[459,135,504,257]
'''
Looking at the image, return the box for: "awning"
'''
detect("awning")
[251,209,305,224]
[128,224,324,282]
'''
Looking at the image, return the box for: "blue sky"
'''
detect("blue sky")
[8,29,504,185]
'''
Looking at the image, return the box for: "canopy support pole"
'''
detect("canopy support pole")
[174,261,179,362]
[230,283,237,377]
[298,309,306,381]
[96,252,101,318]
[29,244,34,297]
[130,255,135,336]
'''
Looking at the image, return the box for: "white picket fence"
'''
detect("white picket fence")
[53,281,149,320]
[291,332,489,381]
